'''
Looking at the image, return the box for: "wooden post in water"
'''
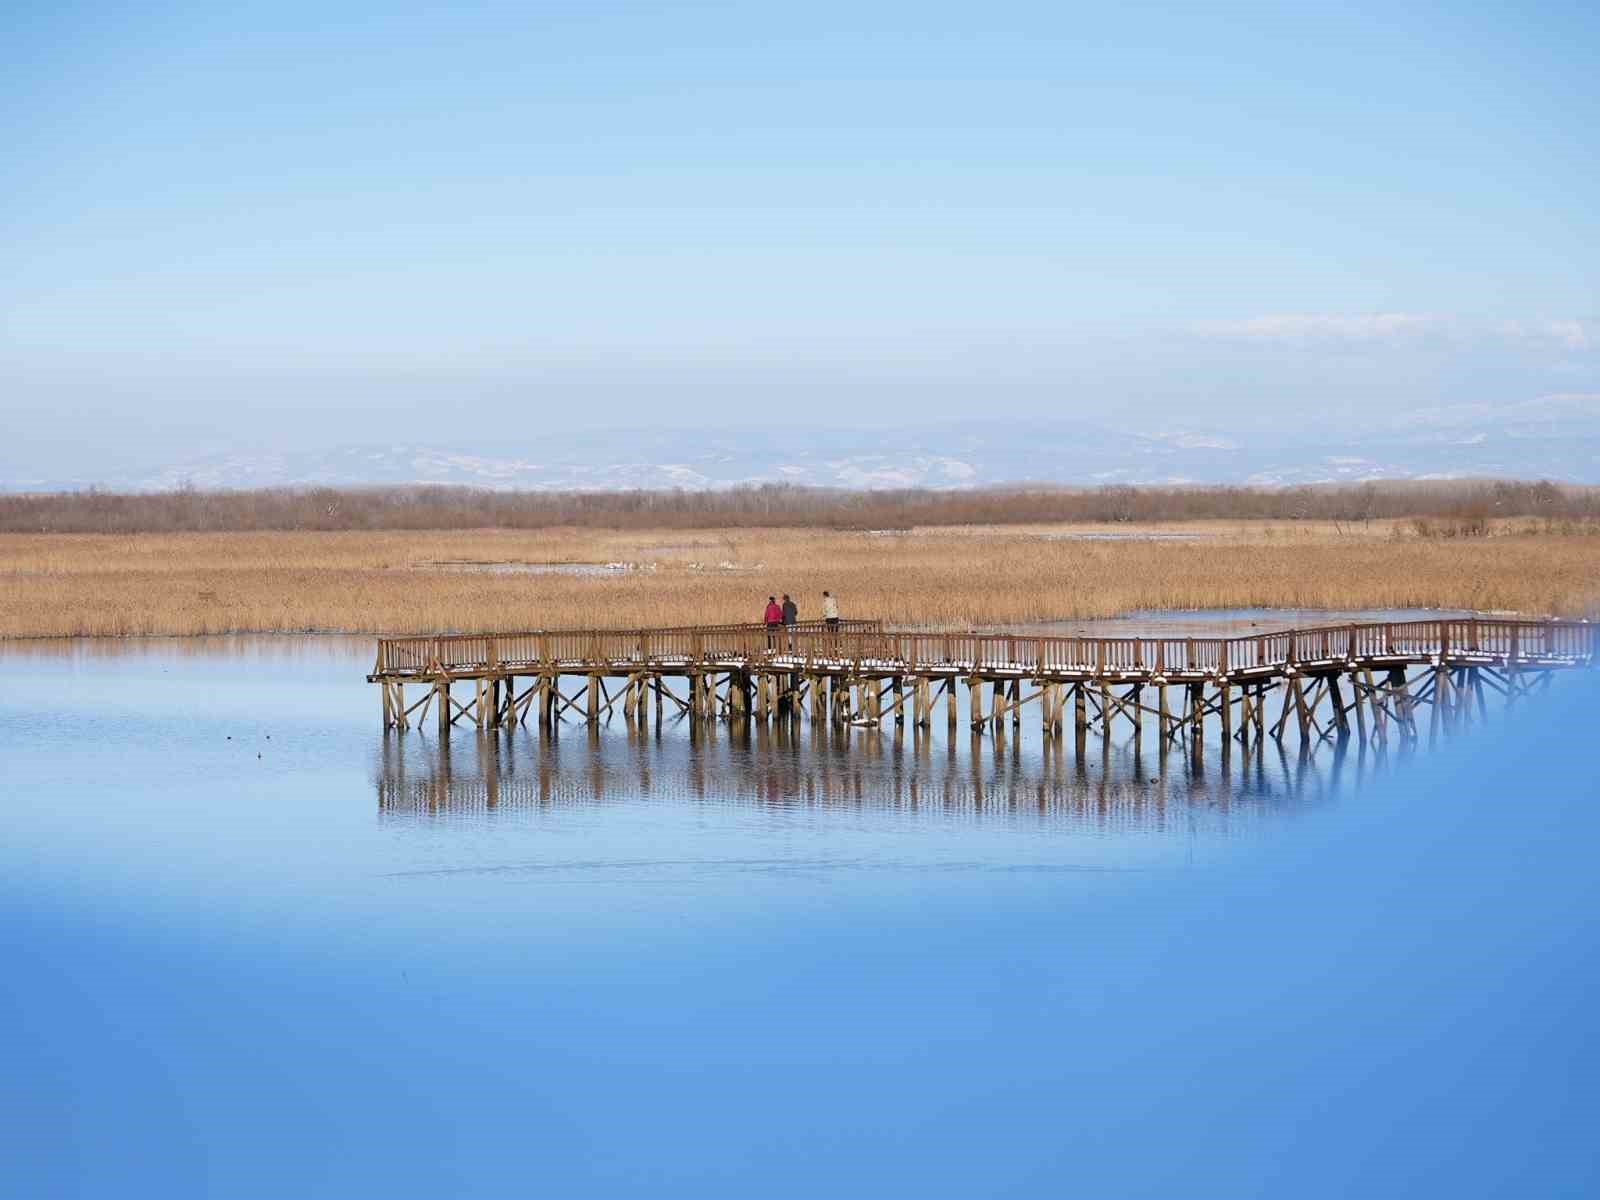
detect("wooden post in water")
[587,674,600,726]
[1348,671,1366,744]
[1328,674,1350,742]
[969,677,984,732]
[436,674,450,738]
[1387,668,1413,741]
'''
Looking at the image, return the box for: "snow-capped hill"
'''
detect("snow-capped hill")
[8,406,1599,492]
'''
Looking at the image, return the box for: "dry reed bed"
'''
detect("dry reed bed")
[3,522,1597,639]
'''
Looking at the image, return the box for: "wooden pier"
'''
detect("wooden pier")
[369,617,1595,753]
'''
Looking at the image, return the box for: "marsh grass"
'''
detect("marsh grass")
[3,519,1597,638]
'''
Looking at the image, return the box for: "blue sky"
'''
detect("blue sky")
[2,1,1596,475]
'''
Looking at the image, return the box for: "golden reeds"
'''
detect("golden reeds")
[2,519,1596,638]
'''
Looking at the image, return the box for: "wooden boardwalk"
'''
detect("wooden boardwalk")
[370,616,1595,752]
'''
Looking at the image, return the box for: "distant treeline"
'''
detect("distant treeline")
[2,480,1597,534]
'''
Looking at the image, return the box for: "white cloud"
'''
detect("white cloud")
[1194,313,1438,343]
[1494,318,1597,350]
[1196,314,1597,350]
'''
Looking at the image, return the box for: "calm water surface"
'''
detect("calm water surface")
[2,636,1595,1197]
[2,635,1366,911]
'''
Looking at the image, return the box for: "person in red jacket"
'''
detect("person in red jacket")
[764,596,782,649]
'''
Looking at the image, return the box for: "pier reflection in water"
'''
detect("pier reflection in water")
[375,715,1400,845]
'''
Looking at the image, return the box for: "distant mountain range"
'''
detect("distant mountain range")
[9,396,1599,492]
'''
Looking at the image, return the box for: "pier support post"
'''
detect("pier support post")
[1348,671,1367,744]
[436,675,450,738]
[892,677,904,727]
[1158,683,1170,745]
[1387,668,1414,741]
[1219,682,1231,743]
[1430,663,1450,743]
[1328,674,1350,742]
[947,680,957,734]
[1074,683,1088,755]
[969,677,984,732]
[587,674,600,726]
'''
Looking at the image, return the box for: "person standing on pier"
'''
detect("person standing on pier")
[765,595,783,648]
[822,590,839,631]
[780,593,798,651]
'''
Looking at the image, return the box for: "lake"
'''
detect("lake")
[3,635,1596,1197]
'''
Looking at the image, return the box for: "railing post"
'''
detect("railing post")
[1469,618,1479,652]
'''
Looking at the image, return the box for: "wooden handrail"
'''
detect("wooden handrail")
[375,618,1597,677]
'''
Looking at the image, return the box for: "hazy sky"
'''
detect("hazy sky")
[3,1,1596,476]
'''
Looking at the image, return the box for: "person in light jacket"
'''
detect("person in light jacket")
[822,590,839,631]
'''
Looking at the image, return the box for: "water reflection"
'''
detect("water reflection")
[376,719,1392,841]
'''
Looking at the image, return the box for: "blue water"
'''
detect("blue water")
[2,638,1596,1196]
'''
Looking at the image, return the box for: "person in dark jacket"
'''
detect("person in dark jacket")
[780,594,798,651]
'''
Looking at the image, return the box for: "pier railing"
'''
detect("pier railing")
[374,617,1596,679]
[376,619,883,674]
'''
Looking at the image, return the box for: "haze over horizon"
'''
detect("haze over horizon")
[4,2,1596,481]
